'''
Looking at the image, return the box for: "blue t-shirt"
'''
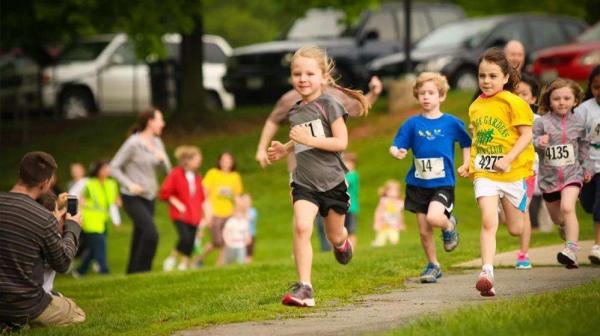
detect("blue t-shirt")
[392,114,471,188]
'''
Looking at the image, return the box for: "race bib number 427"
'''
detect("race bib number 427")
[475,154,506,172]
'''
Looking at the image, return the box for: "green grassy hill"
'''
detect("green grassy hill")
[1,91,594,335]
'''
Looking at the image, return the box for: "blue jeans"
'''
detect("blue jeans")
[316,214,331,252]
[77,233,109,274]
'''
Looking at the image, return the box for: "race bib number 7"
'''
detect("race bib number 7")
[295,119,326,153]
[475,154,506,172]
[414,157,445,180]
[544,144,575,167]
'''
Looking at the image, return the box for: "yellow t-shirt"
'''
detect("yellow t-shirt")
[203,168,243,217]
[468,91,534,182]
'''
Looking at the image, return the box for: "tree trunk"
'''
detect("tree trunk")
[176,15,207,127]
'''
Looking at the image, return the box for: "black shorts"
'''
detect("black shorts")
[542,182,582,203]
[291,181,350,218]
[405,184,454,218]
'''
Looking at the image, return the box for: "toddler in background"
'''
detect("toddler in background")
[36,192,68,294]
[372,180,405,247]
[246,194,258,263]
[223,194,252,265]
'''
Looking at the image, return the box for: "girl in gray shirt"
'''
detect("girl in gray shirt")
[267,46,370,308]
[110,108,171,273]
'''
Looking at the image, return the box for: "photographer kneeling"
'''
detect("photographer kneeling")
[0,151,85,329]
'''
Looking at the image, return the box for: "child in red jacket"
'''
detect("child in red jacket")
[160,145,210,271]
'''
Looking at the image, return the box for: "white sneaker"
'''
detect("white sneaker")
[589,245,600,265]
[557,247,578,269]
[475,270,495,297]
[177,263,188,271]
[163,256,176,272]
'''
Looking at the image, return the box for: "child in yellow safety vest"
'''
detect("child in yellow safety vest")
[76,160,121,275]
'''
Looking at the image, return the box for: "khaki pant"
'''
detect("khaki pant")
[30,295,86,327]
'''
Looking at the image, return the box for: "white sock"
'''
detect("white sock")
[301,281,312,288]
[482,264,494,277]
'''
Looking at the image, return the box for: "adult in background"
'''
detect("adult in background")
[255,77,383,251]
[110,108,171,274]
[0,151,84,329]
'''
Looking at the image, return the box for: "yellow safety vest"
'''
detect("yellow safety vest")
[82,178,118,233]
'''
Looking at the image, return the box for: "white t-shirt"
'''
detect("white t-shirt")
[223,216,249,249]
[575,98,600,174]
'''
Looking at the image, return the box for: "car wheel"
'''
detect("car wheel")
[205,91,223,111]
[454,69,478,91]
[60,88,94,119]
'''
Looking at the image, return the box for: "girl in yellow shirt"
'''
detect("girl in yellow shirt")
[468,48,535,297]
[197,152,243,266]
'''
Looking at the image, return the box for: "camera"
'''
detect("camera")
[66,195,78,215]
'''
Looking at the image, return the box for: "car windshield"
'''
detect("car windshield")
[58,41,110,64]
[416,18,497,50]
[577,23,600,43]
[286,9,346,39]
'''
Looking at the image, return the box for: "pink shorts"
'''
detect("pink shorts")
[525,175,536,199]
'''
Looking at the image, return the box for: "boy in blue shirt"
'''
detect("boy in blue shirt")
[390,72,471,283]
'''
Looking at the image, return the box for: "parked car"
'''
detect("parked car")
[0,52,40,116]
[223,2,465,103]
[368,14,587,90]
[531,21,600,83]
[42,33,235,119]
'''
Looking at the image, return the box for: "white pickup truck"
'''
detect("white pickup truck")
[42,33,235,118]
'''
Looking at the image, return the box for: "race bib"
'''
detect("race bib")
[544,144,575,167]
[295,119,326,153]
[475,154,508,172]
[414,157,445,180]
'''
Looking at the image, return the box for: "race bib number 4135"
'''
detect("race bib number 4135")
[414,157,445,180]
[544,144,575,167]
[475,154,506,172]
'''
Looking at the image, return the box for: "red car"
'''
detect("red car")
[532,22,600,82]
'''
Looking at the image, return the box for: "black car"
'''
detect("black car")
[368,14,587,90]
[223,2,464,104]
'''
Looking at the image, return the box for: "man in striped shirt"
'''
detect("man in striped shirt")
[0,151,85,329]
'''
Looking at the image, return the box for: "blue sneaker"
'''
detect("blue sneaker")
[419,263,442,283]
[442,215,459,252]
[515,252,532,270]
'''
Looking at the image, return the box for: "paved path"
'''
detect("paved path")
[454,241,595,268]
[177,266,600,336]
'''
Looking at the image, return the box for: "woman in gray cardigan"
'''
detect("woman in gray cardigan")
[110,108,171,273]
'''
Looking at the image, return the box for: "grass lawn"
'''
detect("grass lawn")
[382,279,600,336]
[0,91,594,335]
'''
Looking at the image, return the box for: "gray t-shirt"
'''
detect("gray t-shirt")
[289,93,348,192]
[110,134,171,200]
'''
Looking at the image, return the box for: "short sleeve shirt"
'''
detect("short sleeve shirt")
[468,91,535,182]
[393,114,471,188]
[202,168,243,217]
[289,93,348,191]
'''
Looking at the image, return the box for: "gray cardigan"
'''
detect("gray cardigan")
[110,134,171,200]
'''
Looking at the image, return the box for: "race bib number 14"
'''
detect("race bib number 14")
[414,157,445,180]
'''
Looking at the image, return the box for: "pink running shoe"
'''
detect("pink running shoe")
[475,271,496,297]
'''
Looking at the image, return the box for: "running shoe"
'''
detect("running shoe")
[163,256,176,272]
[515,252,532,270]
[589,245,600,265]
[419,263,442,283]
[557,247,578,269]
[282,282,315,307]
[442,215,459,252]
[475,270,496,297]
[333,239,353,265]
